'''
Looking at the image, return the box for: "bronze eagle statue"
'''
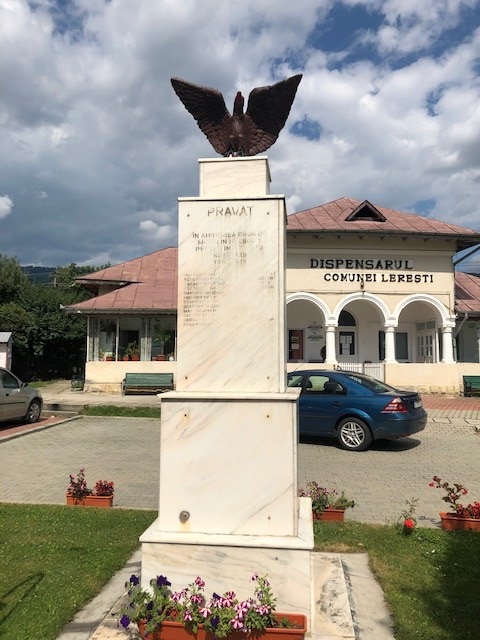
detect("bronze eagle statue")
[170,74,302,157]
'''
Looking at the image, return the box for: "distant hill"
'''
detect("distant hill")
[21,266,56,284]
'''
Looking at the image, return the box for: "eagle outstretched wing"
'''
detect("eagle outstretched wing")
[170,78,232,155]
[170,74,302,156]
[245,74,303,156]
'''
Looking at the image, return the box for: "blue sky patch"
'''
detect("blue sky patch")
[409,199,437,216]
[291,117,322,140]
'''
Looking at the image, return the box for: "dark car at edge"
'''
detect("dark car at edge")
[288,369,427,451]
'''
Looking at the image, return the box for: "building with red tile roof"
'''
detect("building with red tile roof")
[66,198,480,394]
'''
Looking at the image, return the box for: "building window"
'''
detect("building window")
[378,331,409,361]
[152,319,176,360]
[339,310,356,326]
[339,331,355,356]
[99,319,116,360]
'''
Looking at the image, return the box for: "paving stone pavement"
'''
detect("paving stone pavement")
[299,417,480,527]
[1,412,479,524]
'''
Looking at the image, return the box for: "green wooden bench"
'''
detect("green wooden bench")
[122,372,174,395]
[463,375,480,397]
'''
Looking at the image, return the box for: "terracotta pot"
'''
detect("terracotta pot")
[131,354,140,361]
[156,354,167,361]
[66,494,113,508]
[137,613,307,640]
[106,356,114,361]
[439,512,480,531]
[123,356,130,361]
[312,508,345,522]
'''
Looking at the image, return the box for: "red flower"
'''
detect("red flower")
[404,519,415,530]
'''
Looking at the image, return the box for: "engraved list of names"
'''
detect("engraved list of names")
[176,197,285,393]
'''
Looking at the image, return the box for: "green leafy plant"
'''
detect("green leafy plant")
[397,497,418,535]
[67,468,114,499]
[119,573,283,638]
[154,322,172,355]
[124,342,140,357]
[299,481,355,514]
[429,476,480,519]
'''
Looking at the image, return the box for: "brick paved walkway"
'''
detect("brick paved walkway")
[1,412,479,526]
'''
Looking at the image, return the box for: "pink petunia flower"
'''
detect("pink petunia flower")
[231,618,244,629]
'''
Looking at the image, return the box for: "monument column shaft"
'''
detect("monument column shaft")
[141,157,313,625]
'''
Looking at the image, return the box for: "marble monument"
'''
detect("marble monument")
[140,157,314,625]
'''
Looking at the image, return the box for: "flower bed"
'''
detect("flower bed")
[430,476,480,530]
[66,467,114,507]
[119,573,306,640]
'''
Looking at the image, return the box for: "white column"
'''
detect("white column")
[441,325,455,363]
[384,326,397,363]
[325,324,337,364]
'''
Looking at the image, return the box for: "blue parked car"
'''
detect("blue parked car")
[287,369,427,451]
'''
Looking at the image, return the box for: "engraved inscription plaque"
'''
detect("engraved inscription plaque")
[176,198,286,393]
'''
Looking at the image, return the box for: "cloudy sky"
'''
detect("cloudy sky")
[2,0,480,268]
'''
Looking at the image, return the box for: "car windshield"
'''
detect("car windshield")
[344,372,399,394]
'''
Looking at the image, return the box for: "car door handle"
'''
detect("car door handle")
[332,401,342,407]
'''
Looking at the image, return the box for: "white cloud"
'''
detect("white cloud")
[1,0,480,265]
[139,219,176,244]
[0,195,13,219]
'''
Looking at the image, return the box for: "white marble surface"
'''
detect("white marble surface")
[141,157,314,632]
[176,195,286,393]
[141,501,313,627]
[311,554,355,639]
[199,156,271,198]
[157,393,299,536]
[141,542,312,618]
[141,495,313,548]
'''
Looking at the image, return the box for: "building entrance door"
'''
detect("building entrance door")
[289,329,304,361]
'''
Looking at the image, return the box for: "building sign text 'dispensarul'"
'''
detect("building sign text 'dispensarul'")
[309,258,434,284]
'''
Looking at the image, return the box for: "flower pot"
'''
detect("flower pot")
[156,354,167,361]
[123,356,130,361]
[66,494,113,508]
[313,508,345,522]
[138,613,306,640]
[439,512,480,531]
[106,356,114,361]
[131,354,140,361]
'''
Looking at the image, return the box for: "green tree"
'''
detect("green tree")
[54,263,110,288]
[0,254,29,303]
[18,284,87,379]
[0,254,108,380]
[0,302,33,352]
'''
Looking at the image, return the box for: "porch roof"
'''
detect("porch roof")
[65,247,178,313]
[287,197,480,250]
[455,271,480,315]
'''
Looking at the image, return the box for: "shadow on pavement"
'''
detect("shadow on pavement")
[299,434,422,452]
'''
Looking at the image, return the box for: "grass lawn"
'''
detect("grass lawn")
[1,505,479,640]
[0,503,156,640]
[315,521,480,640]
[81,405,161,418]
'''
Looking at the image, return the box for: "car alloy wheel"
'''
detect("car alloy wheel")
[337,417,372,451]
[26,400,42,423]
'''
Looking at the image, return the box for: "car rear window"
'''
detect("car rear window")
[346,373,397,393]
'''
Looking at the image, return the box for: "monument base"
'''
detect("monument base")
[140,497,314,625]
